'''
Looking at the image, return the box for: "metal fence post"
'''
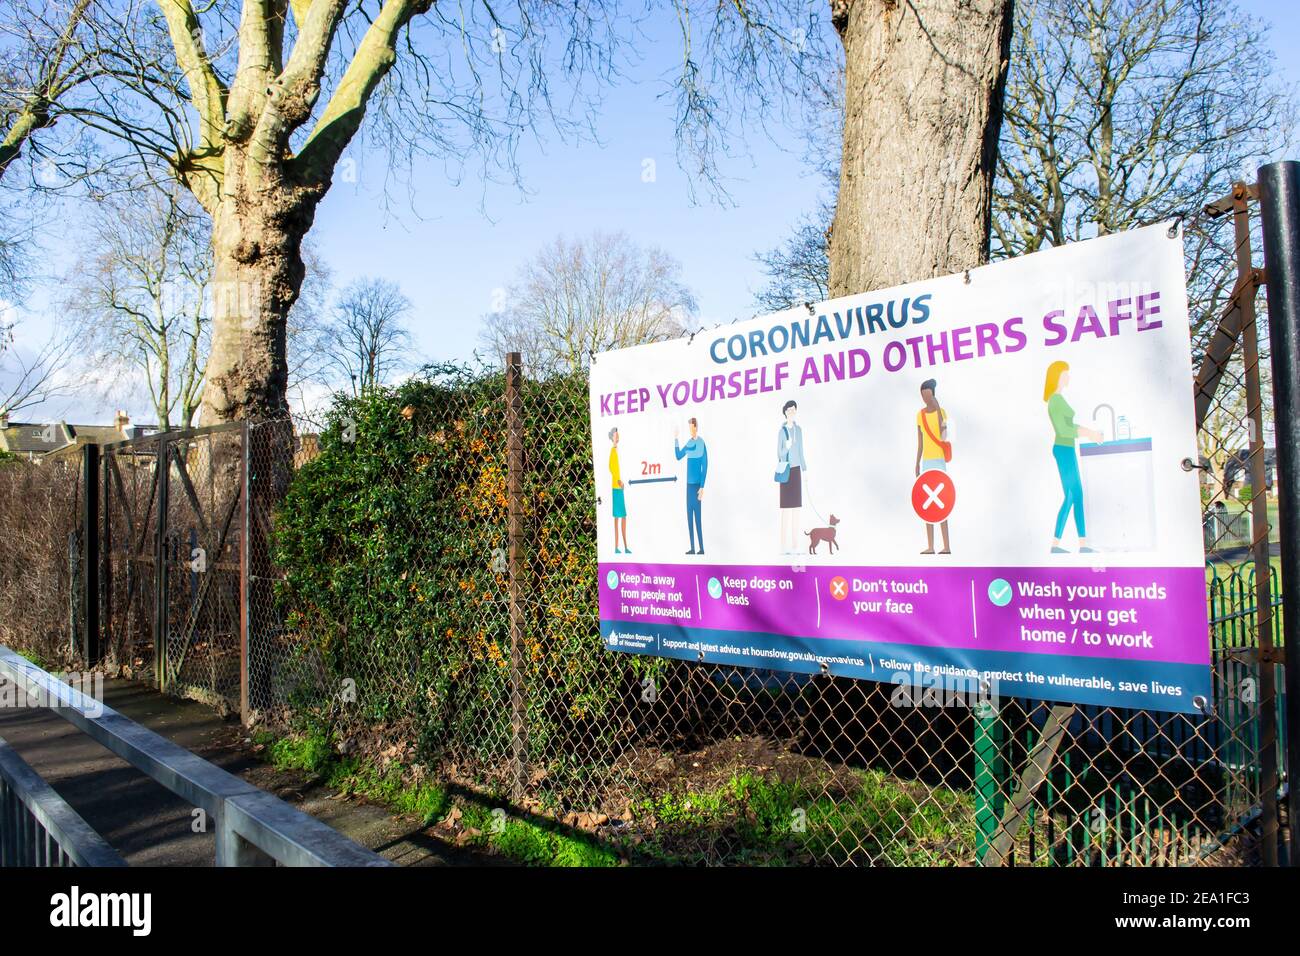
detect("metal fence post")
[973,707,1003,861]
[505,352,528,802]
[1259,159,1300,864]
[101,447,112,668]
[80,443,101,666]
[1232,182,1280,866]
[240,422,251,726]
[154,435,170,693]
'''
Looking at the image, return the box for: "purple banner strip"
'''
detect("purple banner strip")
[598,563,1210,666]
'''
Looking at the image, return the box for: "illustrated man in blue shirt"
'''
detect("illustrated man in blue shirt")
[674,417,708,554]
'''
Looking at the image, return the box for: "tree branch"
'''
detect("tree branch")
[293,0,431,184]
[154,0,229,204]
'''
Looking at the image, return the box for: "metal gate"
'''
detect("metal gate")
[99,424,246,714]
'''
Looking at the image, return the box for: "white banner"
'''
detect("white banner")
[589,224,1211,713]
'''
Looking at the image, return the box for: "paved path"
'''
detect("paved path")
[0,677,468,866]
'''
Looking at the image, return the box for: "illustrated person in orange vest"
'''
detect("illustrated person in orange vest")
[914,378,952,555]
[608,427,630,554]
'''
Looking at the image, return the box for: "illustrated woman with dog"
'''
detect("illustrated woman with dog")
[608,427,630,554]
[776,399,808,555]
[1043,360,1103,553]
[914,378,952,554]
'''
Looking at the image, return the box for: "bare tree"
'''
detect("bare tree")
[1198,359,1252,500]
[67,181,210,430]
[753,203,832,313]
[0,0,98,182]
[0,0,104,299]
[0,313,83,416]
[481,231,697,375]
[995,0,1289,262]
[3,1,825,430]
[322,277,413,395]
[828,0,1015,295]
[761,0,1293,321]
[0,220,27,299]
[753,67,838,312]
[995,0,1291,491]
[284,239,333,421]
[65,177,335,430]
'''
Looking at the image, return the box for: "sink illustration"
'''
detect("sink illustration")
[1079,437,1156,552]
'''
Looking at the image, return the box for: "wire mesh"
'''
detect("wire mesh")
[0,454,80,666]
[156,426,245,712]
[243,234,1286,866]
[0,190,1285,866]
[101,435,160,680]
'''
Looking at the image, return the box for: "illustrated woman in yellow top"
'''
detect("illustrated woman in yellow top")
[914,378,951,554]
[608,427,630,554]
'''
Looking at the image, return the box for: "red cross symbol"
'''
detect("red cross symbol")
[829,575,849,601]
[911,469,956,522]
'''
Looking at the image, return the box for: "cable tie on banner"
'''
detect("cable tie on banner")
[697,650,705,663]
[1180,457,1207,472]
[687,330,696,345]
[1167,213,1184,239]
[804,302,815,315]
[819,661,830,677]
[964,270,971,285]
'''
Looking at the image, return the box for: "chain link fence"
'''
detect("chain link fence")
[0,454,81,666]
[0,190,1287,866]
[246,254,1286,866]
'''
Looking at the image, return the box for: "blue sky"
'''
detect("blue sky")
[8,0,1299,424]
[305,21,828,369]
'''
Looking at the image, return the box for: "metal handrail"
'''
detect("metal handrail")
[0,647,391,866]
[0,736,126,867]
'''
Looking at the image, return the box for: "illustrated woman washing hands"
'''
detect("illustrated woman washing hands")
[1043,361,1104,554]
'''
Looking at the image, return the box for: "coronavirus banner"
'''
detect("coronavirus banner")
[588,224,1211,714]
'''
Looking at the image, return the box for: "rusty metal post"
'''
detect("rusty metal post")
[505,352,528,802]
[1231,182,1280,866]
[80,442,100,665]
[154,435,169,692]
[101,449,112,667]
[240,421,251,726]
[1194,191,1254,427]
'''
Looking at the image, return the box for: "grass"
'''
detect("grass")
[252,725,990,866]
[456,802,619,867]
[262,730,334,775]
[1206,554,1281,578]
[253,726,617,866]
[329,760,452,825]
[257,727,448,824]
[628,769,977,866]
[15,647,50,670]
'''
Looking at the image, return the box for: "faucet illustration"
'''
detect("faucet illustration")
[1092,403,1116,443]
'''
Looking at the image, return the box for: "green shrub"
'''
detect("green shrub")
[272,363,620,771]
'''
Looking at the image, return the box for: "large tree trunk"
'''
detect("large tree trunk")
[201,161,319,426]
[829,0,1015,296]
